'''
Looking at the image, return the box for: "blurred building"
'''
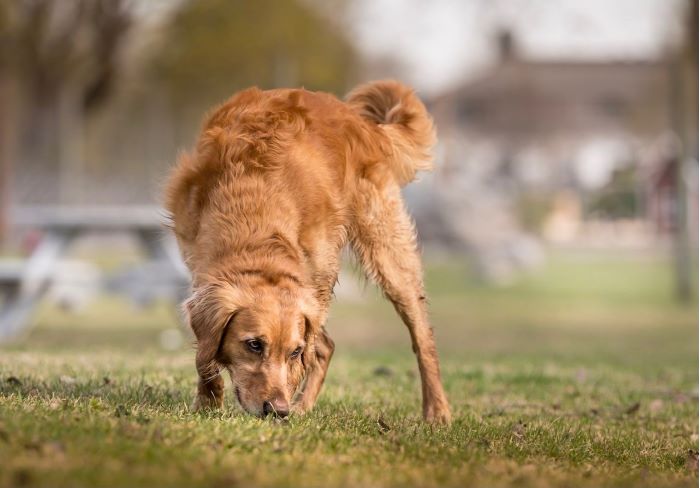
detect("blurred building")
[412,30,697,277]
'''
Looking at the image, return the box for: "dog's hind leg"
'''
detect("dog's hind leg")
[350,181,451,424]
[293,327,335,413]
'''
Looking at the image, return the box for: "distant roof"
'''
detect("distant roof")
[428,55,670,139]
[432,58,669,106]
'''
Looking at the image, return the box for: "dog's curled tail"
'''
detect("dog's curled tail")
[346,80,435,186]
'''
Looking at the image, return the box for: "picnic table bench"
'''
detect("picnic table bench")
[0,205,190,341]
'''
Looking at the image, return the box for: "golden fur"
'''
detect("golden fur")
[165,80,451,423]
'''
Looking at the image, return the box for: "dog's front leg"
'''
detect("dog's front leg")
[292,327,335,413]
[192,363,224,411]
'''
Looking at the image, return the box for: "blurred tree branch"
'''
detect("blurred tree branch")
[2,0,133,112]
[150,0,359,111]
[0,0,134,233]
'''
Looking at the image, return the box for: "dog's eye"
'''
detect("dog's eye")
[246,339,263,354]
[290,347,303,359]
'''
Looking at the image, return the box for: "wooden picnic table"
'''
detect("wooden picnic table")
[0,205,190,341]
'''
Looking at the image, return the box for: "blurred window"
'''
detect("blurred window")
[597,96,626,117]
[457,100,484,122]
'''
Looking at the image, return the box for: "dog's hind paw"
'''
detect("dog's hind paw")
[424,404,452,425]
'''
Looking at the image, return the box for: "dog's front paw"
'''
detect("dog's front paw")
[191,393,223,412]
[424,403,452,425]
[289,401,311,417]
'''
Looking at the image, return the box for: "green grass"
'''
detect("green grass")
[0,250,697,487]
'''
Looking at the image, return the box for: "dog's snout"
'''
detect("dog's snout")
[263,399,289,418]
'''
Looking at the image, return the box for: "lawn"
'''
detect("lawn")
[0,250,697,487]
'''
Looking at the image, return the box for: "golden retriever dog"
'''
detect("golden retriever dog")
[164,80,451,423]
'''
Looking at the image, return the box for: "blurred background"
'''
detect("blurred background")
[0,0,697,362]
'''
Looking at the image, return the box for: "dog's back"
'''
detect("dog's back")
[165,81,434,283]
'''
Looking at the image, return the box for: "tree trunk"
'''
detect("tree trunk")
[0,72,18,245]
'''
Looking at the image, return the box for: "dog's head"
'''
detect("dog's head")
[185,278,319,418]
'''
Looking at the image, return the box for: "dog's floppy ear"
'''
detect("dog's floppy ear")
[184,282,244,376]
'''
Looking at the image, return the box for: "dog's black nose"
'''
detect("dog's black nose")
[263,400,289,418]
